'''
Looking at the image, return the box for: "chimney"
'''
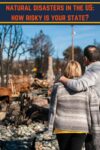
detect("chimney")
[47,56,55,86]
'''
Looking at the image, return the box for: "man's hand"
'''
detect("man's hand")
[59,76,69,84]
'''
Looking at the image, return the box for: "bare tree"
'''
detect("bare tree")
[0,25,23,86]
[0,25,11,86]
[29,30,54,73]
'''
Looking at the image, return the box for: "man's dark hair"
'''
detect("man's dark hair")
[84,45,100,62]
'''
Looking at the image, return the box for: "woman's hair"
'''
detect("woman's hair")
[64,60,82,79]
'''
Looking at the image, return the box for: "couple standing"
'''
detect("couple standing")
[48,45,100,150]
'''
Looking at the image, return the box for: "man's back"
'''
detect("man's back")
[87,61,100,96]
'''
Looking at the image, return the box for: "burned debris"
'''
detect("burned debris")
[0,73,59,150]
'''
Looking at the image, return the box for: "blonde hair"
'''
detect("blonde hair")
[64,60,82,79]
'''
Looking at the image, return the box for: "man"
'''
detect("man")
[59,45,100,150]
[60,45,100,96]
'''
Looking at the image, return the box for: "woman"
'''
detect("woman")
[48,60,100,150]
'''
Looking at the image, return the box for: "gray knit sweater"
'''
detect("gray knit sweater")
[48,82,100,148]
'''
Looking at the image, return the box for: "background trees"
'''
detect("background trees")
[63,46,84,72]
[0,25,24,86]
[63,46,83,63]
[28,30,54,74]
[0,27,55,86]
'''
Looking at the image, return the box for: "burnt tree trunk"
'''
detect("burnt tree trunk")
[0,49,4,86]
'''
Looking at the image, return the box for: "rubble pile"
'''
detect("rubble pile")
[8,75,33,95]
[0,84,59,150]
[8,75,50,95]
[32,78,50,89]
[35,132,59,150]
[0,122,59,150]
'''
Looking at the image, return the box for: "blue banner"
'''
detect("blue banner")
[0,2,100,24]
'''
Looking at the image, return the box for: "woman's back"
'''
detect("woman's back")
[54,82,91,133]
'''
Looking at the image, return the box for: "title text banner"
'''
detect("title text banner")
[0,2,99,24]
